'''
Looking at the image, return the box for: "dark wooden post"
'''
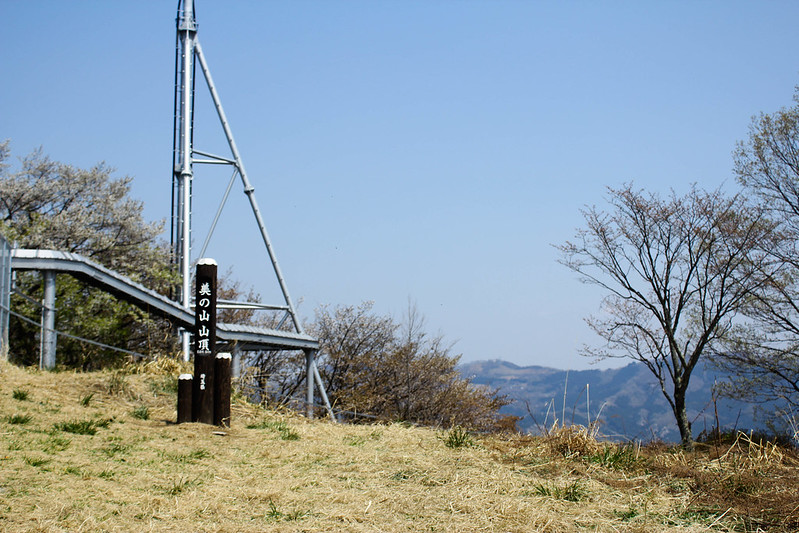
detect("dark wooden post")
[214,352,232,427]
[192,258,217,424]
[177,373,193,423]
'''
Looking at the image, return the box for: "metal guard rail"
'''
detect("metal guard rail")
[10,249,318,352]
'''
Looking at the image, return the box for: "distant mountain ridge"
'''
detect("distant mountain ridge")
[460,359,786,442]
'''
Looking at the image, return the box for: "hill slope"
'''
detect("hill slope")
[1,360,797,531]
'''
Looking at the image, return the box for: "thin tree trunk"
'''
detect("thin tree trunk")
[674,388,693,449]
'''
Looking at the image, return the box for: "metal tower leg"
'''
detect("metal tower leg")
[305,349,315,418]
[194,41,302,333]
[313,357,337,422]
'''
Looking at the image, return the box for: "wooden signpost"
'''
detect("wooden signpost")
[192,258,218,424]
[177,258,231,427]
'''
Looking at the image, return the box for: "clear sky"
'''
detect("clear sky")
[3,1,799,370]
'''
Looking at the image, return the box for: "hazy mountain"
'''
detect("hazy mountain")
[460,359,787,442]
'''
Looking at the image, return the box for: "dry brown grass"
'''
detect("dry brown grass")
[1,359,797,532]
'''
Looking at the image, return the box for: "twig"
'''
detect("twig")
[703,507,732,530]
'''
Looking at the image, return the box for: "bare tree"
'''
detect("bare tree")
[312,301,397,401]
[710,91,799,409]
[309,301,511,430]
[558,184,776,448]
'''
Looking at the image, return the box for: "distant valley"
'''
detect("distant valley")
[460,359,787,442]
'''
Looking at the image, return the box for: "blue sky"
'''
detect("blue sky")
[3,1,799,370]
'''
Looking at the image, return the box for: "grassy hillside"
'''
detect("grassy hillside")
[1,360,797,532]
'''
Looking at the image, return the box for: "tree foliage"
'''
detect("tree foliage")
[313,302,512,430]
[241,301,513,431]
[558,184,778,447]
[0,142,177,368]
[710,91,799,409]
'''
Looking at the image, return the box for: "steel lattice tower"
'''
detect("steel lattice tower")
[170,1,331,419]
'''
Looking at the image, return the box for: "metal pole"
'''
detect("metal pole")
[0,235,11,359]
[41,270,56,370]
[305,349,315,419]
[231,343,241,379]
[312,358,337,422]
[194,41,302,334]
[177,0,197,361]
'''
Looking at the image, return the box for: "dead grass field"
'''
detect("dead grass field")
[1,359,797,532]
